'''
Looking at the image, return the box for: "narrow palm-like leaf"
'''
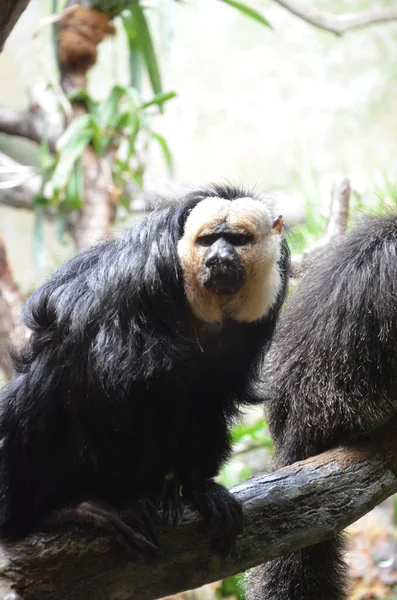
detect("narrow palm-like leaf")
[56,114,95,153]
[52,128,94,197]
[121,10,143,90]
[33,205,47,272]
[141,91,177,110]
[97,85,126,129]
[219,0,272,28]
[65,160,84,210]
[67,89,99,115]
[152,132,173,176]
[129,4,163,101]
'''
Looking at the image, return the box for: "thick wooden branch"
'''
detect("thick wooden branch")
[0,430,396,600]
[0,0,31,51]
[273,0,397,36]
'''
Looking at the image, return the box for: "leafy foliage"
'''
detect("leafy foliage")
[34,85,176,214]
[216,573,246,599]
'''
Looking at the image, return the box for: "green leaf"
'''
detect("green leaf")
[141,91,177,110]
[52,128,94,197]
[121,10,143,90]
[111,109,133,132]
[64,160,84,210]
[67,89,99,115]
[216,573,245,599]
[126,112,141,157]
[39,129,57,174]
[119,193,132,212]
[96,85,127,129]
[33,205,47,273]
[55,209,69,246]
[151,132,173,176]
[56,114,96,154]
[219,0,272,28]
[128,4,163,102]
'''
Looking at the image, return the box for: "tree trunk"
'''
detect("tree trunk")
[58,3,116,249]
[0,237,27,378]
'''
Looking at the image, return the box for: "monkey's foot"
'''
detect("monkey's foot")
[41,500,161,562]
[183,480,243,557]
[160,474,184,527]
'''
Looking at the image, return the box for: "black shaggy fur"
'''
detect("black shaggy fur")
[247,213,397,600]
[0,184,290,559]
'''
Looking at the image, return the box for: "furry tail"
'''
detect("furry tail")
[246,535,348,600]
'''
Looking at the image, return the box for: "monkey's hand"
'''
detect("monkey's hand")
[182,479,243,557]
[160,472,184,527]
[41,499,161,563]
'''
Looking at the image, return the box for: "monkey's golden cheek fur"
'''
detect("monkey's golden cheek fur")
[177,197,282,324]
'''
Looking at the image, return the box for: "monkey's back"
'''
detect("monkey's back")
[266,214,397,464]
[247,214,397,600]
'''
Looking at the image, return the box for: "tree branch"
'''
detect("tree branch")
[0,0,31,51]
[273,0,397,36]
[0,152,41,210]
[0,108,59,152]
[291,176,351,278]
[0,427,396,600]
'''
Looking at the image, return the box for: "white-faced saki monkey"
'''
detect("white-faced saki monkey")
[0,184,290,560]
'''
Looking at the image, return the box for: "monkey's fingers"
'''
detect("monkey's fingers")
[78,502,159,562]
[125,498,162,549]
[183,481,243,557]
[160,476,184,527]
[210,494,244,557]
[40,501,160,563]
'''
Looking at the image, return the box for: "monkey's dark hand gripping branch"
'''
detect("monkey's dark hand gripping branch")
[182,478,244,557]
[144,473,243,558]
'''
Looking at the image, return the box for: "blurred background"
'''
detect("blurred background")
[1,0,397,598]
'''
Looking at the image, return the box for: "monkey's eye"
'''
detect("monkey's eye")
[196,234,220,247]
[224,233,254,246]
[196,233,254,247]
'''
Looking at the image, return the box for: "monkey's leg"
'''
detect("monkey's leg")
[177,411,243,556]
[246,534,348,600]
[39,499,161,562]
[160,473,184,527]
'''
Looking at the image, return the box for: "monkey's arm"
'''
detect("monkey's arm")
[170,411,243,556]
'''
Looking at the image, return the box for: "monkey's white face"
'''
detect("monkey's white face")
[177,196,283,323]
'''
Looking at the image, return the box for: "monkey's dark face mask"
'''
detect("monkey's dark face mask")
[199,235,248,296]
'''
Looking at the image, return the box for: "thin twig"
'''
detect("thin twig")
[32,5,78,37]
[291,176,351,278]
[273,0,397,36]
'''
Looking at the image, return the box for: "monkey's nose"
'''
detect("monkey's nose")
[205,239,236,267]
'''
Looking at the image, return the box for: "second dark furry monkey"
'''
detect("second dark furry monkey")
[247,213,397,600]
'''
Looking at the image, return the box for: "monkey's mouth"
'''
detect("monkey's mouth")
[200,265,246,296]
